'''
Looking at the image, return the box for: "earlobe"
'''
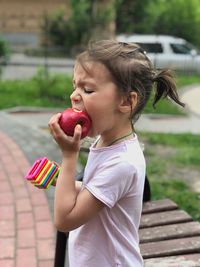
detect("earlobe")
[118,92,138,113]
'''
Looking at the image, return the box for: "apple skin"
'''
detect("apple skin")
[59,108,92,139]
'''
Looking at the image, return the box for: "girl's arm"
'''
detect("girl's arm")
[52,178,82,195]
[75,181,82,194]
[49,114,104,232]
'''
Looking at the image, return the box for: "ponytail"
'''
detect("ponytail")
[153,70,185,108]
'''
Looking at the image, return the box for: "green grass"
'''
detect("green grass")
[176,74,200,88]
[0,69,73,109]
[141,132,200,167]
[140,132,200,220]
[143,96,184,115]
[0,72,199,115]
[151,178,200,221]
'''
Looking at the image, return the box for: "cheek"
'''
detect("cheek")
[84,92,120,132]
[89,108,115,135]
[86,108,104,135]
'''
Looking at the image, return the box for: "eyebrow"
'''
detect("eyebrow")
[73,78,97,88]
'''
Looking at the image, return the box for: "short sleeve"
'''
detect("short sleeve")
[84,157,136,208]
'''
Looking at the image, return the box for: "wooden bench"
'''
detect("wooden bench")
[141,198,200,266]
[54,198,200,266]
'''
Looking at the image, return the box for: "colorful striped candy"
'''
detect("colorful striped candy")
[25,157,59,189]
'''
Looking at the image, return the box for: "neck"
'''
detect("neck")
[97,127,134,148]
[108,131,134,146]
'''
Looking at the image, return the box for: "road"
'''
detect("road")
[1,53,75,80]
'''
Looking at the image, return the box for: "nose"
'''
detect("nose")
[70,90,82,106]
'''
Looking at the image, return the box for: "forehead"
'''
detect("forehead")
[73,61,112,84]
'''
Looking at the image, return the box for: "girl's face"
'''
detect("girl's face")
[71,61,124,138]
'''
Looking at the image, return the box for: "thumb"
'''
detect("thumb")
[74,124,82,141]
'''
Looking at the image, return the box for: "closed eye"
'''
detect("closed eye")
[83,88,94,94]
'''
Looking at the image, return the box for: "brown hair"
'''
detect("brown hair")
[76,40,185,122]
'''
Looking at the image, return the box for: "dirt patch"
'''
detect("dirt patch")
[169,166,200,192]
[145,143,200,193]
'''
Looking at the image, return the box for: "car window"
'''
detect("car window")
[136,42,163,53]
[170,43,192,54]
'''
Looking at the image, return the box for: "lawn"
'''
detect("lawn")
[0,69,199,114]
[0,69,72,110]
[140,132,200,221]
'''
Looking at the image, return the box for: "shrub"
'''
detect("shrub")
[0,35,10,77]
[32,67,72,106]
[41,0,115,56]
[0,35,9,62]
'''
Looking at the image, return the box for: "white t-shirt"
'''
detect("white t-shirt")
[68,135,145,267]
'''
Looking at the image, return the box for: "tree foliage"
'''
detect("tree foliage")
[0,35,9,77]
[42,0,200,52]
[0,35,9,59]
[115,0,152,33]
[42,0,115,55]
[150,0,200,47]
[116,0,200,48]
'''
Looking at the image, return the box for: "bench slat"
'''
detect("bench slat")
[140,209,192,228]
[144,253,200,267]
[141,236,200,259]
[142,198,178,214]
[139,221,200,243]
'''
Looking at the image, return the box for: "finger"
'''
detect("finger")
[74,124,82,142]
[48,113,62,127]
[48,113,62,134]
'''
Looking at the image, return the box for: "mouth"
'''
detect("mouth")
[71,106,83,112]
[72,107,89,115]
[73,108,82,112]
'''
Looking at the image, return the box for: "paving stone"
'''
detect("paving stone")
[0,238,15,259]
[0,125,56,266]
[17,229,36,248]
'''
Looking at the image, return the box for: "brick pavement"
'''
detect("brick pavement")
[0,111,63,267]
[0,130,56,267]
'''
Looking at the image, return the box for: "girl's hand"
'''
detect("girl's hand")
[48,113,82,156]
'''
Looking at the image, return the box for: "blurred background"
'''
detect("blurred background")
[0,1,199,266]
[0,0,200,79]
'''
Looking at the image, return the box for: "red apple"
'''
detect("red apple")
[59,108,92,139]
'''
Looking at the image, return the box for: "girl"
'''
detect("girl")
[48,40,184,267]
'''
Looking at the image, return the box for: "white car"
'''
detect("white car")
[116,34,200,73]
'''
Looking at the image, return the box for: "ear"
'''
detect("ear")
[118,92,138,113]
